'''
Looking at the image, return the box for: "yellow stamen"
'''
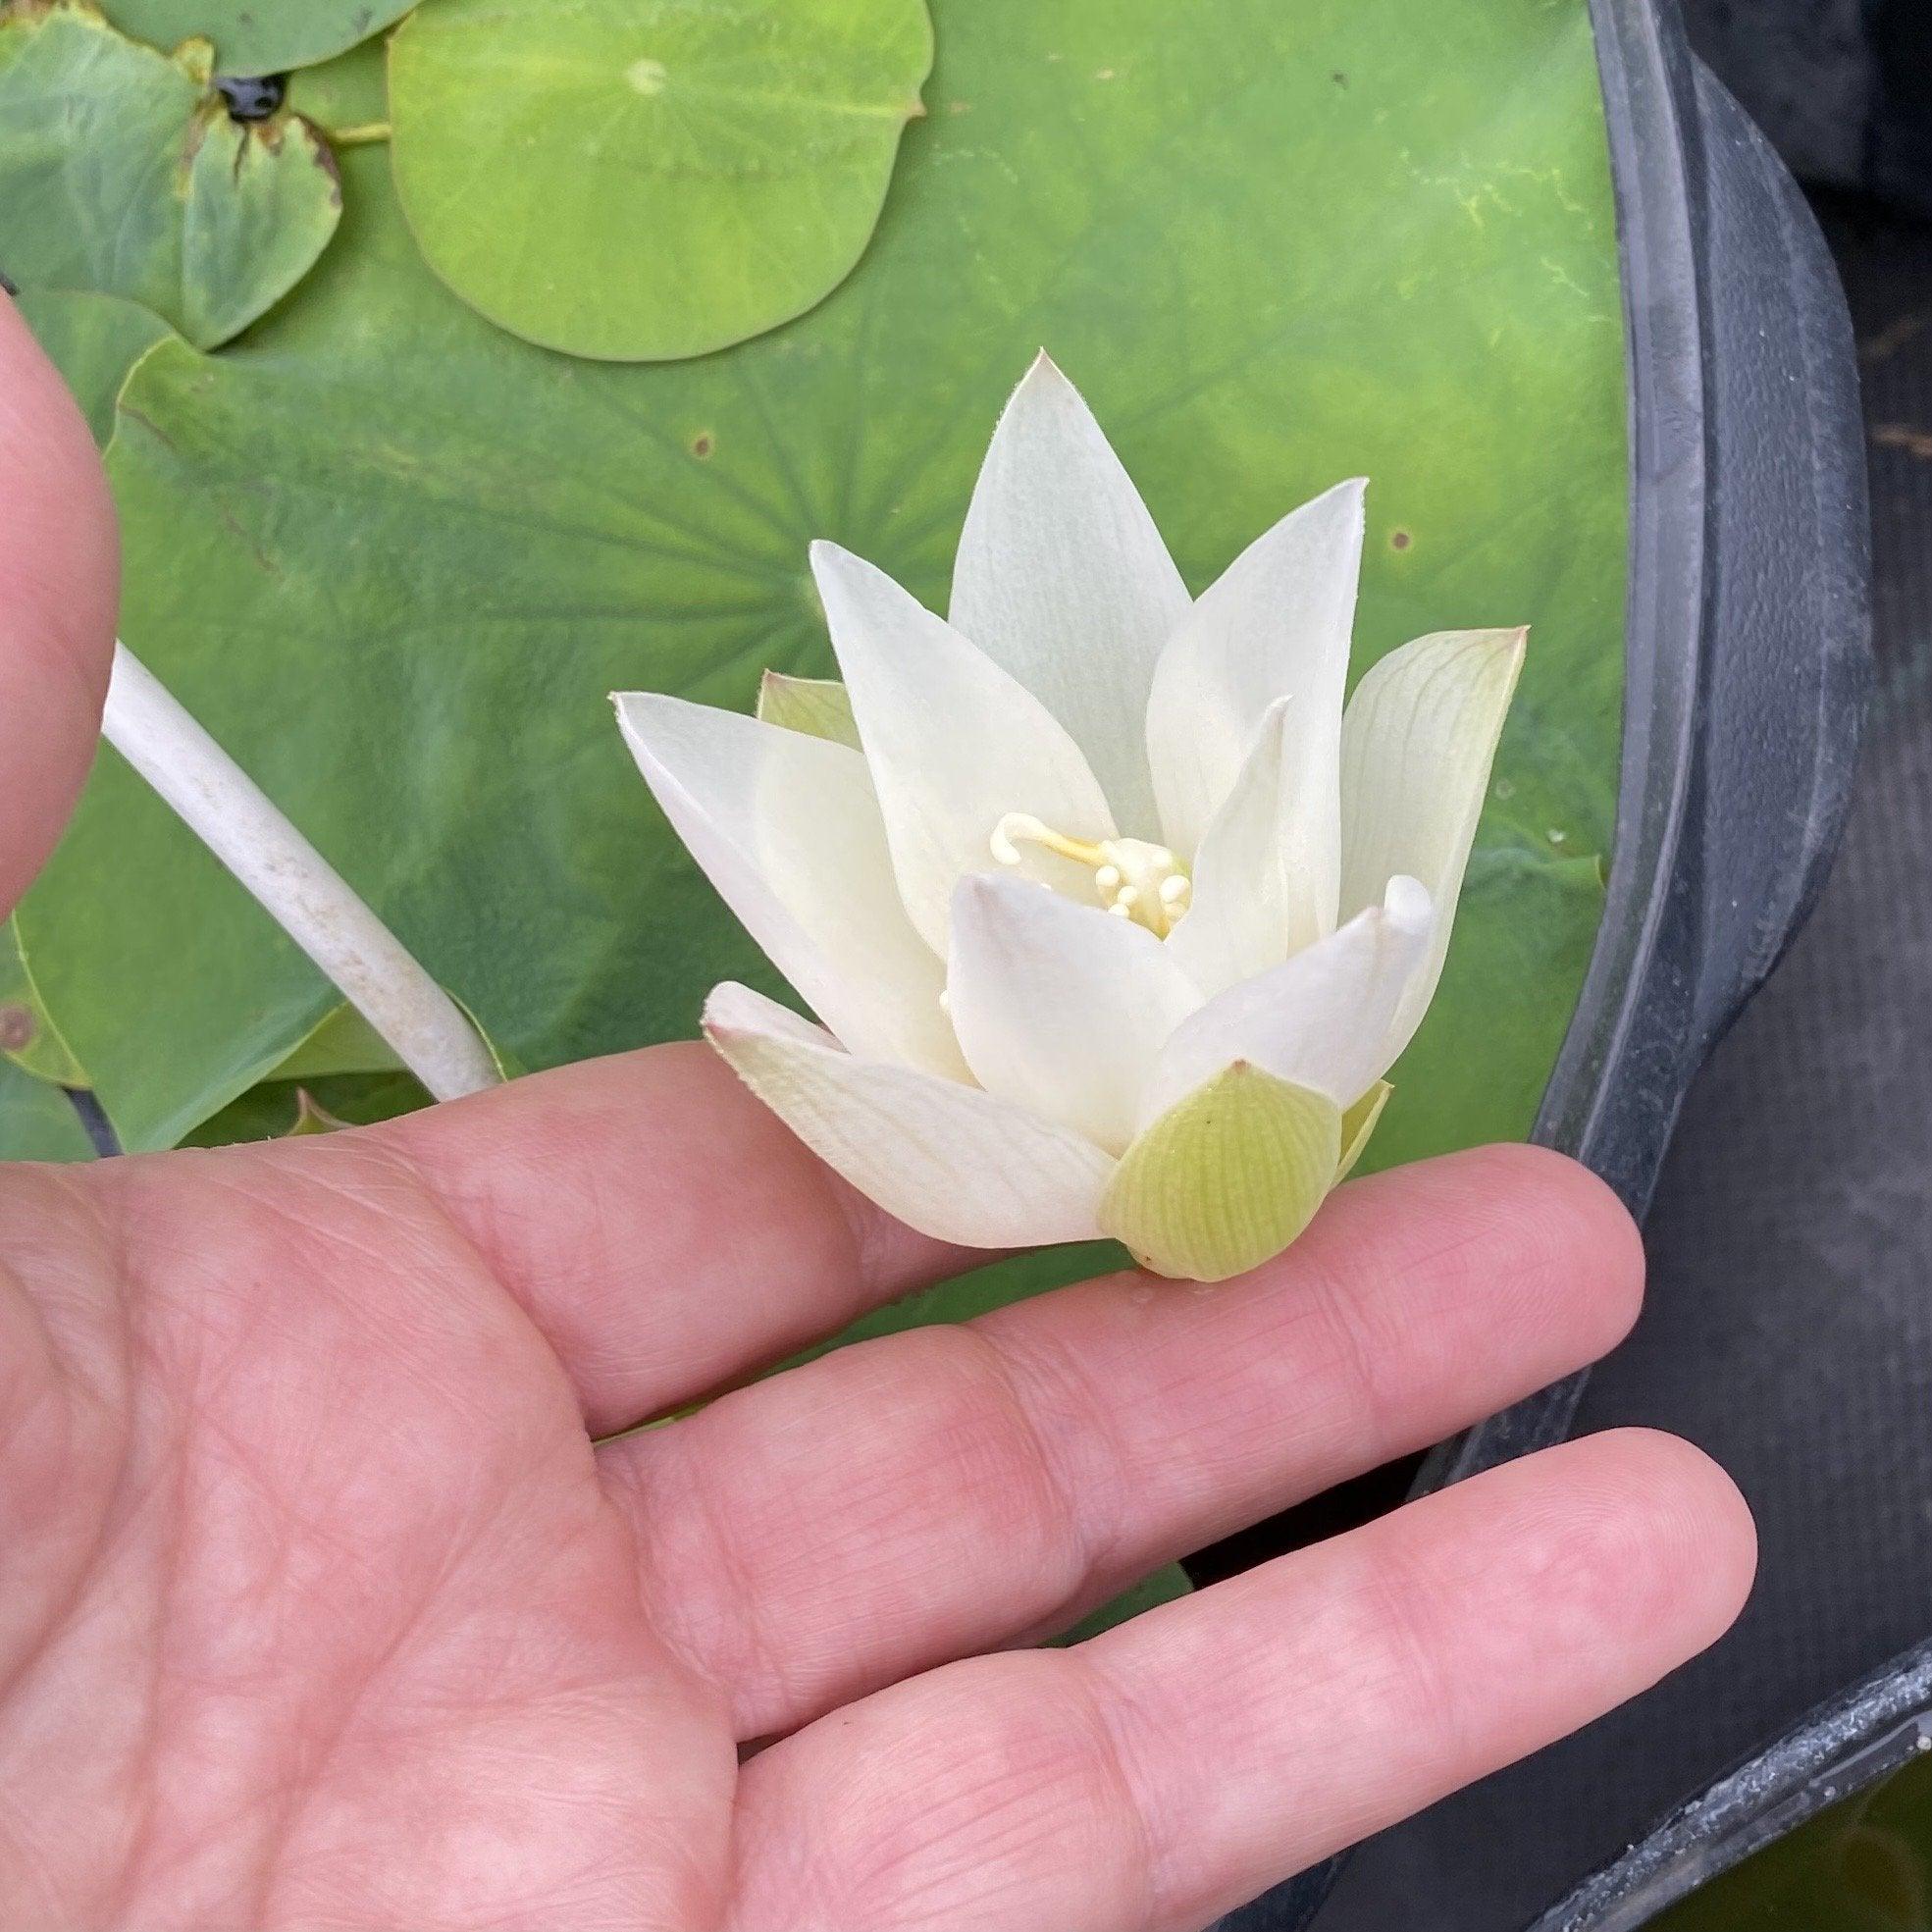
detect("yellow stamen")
[990,812,1192,938]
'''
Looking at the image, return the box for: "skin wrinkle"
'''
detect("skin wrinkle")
[1342,1528,1476,1789]
[614,1416,800,1731]
[1060,1650,1180,1932]
[629,1323,1099,1742]
[970,1317,1141,1606]
[633,1390,896,1739]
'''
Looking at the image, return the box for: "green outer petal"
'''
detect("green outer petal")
[756,672,861,752]
[1101,1063,1341,1283]
[1336,1078,1392,1181]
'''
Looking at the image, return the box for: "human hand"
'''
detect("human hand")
[0,295,1754,1932]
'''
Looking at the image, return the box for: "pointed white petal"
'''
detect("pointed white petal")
[811,541,1117,951]
[1140,875,1432,1123]
[946,873,1202,1156]
[704,982,1114,1248]
[1146,477,1364,858]
[1166,698,1335,998]
[1338,627,1527,1065]
[949,353,1190,835]
[615,694,966,1081]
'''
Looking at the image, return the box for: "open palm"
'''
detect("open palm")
[0,296,1754,1932]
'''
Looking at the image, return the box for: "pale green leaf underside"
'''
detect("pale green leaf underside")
[1102,1064,1342,1282]
[0,3,341,350]
[756,671,861,750]
[387,0,934,360]
[98,0,416,77]
[0,1060,96,1163]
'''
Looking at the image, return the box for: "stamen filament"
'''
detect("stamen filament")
[990,811,1108,869]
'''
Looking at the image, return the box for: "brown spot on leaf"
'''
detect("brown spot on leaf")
[0,1005,36,1053]
[691,432,714,458]
[1390,528,1412,550]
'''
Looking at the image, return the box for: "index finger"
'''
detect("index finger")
[0,293,118,917]
[360,1039,977,1433]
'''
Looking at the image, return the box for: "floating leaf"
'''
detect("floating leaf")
[12,286,172,444]
[21,0,1624,1211]
[0,1,341,349]
[97,0,416,77]
[269,1004,403,1080]
[387,0,934,360]
[284,24,387,132]
[0,1059,95,1162]
[0,917,86,1086]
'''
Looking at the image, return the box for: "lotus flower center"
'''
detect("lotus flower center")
[990,813,1192,937]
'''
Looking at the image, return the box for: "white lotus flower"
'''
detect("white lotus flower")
[615,354,1524,1281]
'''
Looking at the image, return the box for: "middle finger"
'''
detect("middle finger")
[601,1143,1642,1741]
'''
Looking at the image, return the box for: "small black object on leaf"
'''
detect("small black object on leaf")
[216,74,287,123]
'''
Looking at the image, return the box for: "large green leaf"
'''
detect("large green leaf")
[22,0,1625,1272]
[97,0,416,75]
[388,0,934,361]
[0,1,341,349]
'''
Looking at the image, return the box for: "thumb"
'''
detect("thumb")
[0,289,118,918]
